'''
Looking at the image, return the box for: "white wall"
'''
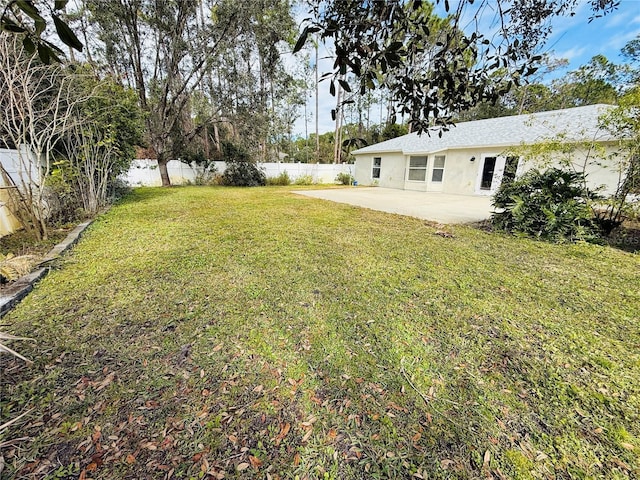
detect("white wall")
[355,143,628,197]
[0,147,41,237]
[354,153,406,189]
[124,160,354,186]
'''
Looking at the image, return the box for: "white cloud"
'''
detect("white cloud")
[554,46,587,62]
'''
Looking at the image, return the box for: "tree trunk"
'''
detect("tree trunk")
[315,37,319,162]
[333,81,343,164]
[158,155,171,186]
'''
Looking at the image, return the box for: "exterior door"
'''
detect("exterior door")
[475,155,520,195]
[477,156,497,194]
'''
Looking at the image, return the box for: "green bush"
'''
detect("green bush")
[221,142,266,187]
[266,171,291,186]
[294,174,314,185]
[335,172,354,185]
[491,168,598,242]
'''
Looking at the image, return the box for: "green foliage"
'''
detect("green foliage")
[335,172,354,185]
[381,122,408,140]
[221,142,266,187]
[296,1,619,133]
[492,168,597,242]
[593,85,640,233]
[45,162,85,224]
[73,70,145,176]
[266,171,291,186]
[293,174,314,185]
[0,0,83,64]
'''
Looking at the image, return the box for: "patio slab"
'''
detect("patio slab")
[294,187,494,224]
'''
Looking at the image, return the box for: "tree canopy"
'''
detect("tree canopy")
[295,0,620,133]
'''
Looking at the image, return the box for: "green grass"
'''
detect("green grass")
[1,186,639,479]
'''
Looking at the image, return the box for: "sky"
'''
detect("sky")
[289,0,640,137]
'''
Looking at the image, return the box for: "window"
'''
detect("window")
[431,155,445,182]
[408,156,427,181]
[372,157,381,179]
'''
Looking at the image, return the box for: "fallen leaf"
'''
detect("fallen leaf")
[249,455,263,469]
[440,459,454,469]
[412,432,422,443]
[213,343,223,352]
[483,450,491,467]
[79,470,87,480]
[621,442,635,450]
[327,428,337,441]
[293,453,301,466]
[237,462,250,471]
[86,462,97,472]
[95,372,116,391]
[125,454,136,464]
[275,423,291,445]
[253,385,264,393]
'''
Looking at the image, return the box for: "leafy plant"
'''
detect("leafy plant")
[220,142,266,187]
[294,174,315,185]
[492,168,598,242]
[266,171,291,186]
[335,172,354,185]
[186,163,218,186]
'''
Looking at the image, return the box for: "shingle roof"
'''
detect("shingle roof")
[352,104,617,156]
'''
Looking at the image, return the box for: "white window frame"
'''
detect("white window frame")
[407,156,428,182]
[431,155,445,182]
[372,157,381,179]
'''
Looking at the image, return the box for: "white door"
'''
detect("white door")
[427,155,445,192]
[475,155,507,195]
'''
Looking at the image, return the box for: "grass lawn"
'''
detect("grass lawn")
[1,186,639,479]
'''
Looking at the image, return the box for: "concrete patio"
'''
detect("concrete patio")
[294,187,494,224]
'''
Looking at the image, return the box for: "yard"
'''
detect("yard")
[1,186,639,479]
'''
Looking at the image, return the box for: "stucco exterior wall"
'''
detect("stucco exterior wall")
[354,152,406,189]
[354,143,628,197]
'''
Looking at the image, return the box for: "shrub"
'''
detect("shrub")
[335,172,354,185]
[491,168,598,242]
[294,174,315,185]
[266,171,291,186]
[190,163,218,186]
[220,142,266,187]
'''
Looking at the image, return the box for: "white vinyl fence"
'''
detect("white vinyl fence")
[124,160,354,186]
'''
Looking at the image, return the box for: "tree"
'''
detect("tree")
[60,72,145,215]
[552,55,620,108]
[85,0,238,186]
[295,0,619,132]
[0,33,82,240]
[597,87,640,231]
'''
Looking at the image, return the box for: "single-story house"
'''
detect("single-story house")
[353,104,624,196]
